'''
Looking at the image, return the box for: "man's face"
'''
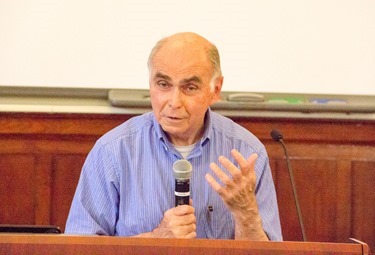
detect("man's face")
[149,40,222,146]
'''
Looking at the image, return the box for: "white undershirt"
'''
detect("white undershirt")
[174,142,198,159]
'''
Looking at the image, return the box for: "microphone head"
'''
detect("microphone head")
[271,129,283,142]
[173,159,193,180]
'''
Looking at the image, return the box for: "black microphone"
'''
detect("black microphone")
[271,129,307,241]
[173,159,193,206]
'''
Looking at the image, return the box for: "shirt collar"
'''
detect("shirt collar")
[200,108,212,146]
[152,109,213,147]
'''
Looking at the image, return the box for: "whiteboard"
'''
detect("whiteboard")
[0,0,374,96]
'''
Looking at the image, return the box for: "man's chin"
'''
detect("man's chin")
[161,125,184,134]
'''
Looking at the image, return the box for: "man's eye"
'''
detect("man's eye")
[185,85,198,92]
[157,81,170,89]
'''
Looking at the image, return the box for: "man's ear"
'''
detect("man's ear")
[211,76,224,104]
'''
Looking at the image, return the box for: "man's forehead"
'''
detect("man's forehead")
[154,71,203,83]
[150,60,213,82]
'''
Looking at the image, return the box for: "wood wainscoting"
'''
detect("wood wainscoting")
[0,112,374,251]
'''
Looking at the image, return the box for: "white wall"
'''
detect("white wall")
[0,0,374,95]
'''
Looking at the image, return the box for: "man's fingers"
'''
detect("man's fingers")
[217,155,242,182]
[231,149,258,176]
[209,161,236,189]
[174,204,195,216]
[205,173,228,198]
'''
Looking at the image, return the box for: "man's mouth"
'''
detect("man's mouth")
[164,114,185,122]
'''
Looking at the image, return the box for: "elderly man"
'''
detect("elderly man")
[65,32,282,241]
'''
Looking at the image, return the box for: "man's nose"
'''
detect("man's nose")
[168,87,183,108]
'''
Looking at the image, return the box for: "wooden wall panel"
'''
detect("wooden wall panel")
[266,142,375,246]
[351,161,375,246]
[50,154,86,230]
[280,159,346,243]
[0,112,373,252]
[0,154,36,224]
[34,154,53,224]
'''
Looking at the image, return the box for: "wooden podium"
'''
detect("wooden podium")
[0,234,370,255]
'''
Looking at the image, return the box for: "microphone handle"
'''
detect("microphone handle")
[175,179,190,206]
[279,139,307,242]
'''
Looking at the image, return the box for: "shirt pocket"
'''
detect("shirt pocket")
[202,203,235,239]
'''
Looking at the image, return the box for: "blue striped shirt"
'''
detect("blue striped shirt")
[65,110,282,241]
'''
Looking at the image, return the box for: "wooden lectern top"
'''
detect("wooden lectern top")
[0,234,370,255]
